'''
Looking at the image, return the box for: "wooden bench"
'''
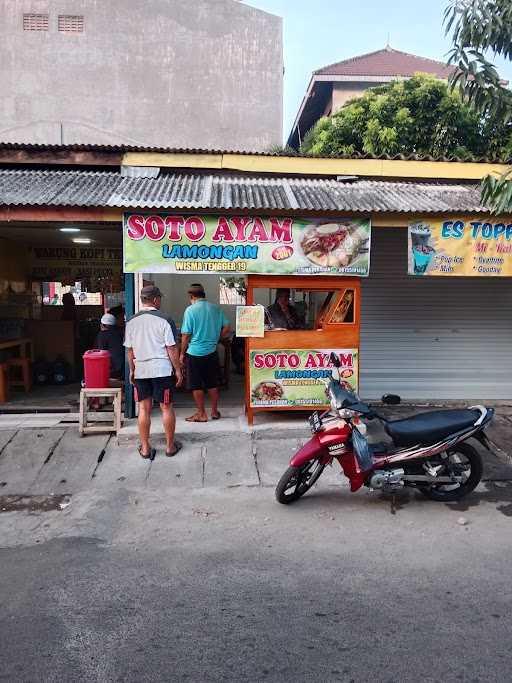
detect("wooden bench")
[79,388,123,437]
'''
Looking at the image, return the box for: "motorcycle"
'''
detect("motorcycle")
[275,353,494,504]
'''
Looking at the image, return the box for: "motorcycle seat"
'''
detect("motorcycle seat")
[384,409,481,448]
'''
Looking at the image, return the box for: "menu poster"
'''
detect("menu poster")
[408,218,512,277]
[236,306,265,338]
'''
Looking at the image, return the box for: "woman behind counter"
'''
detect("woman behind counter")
[266,288,303,330]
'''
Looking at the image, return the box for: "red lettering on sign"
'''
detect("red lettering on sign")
[145,216,166,241]
[265,355,277,369]
[247,217,269,242]
[165,216,184,241]
[305,354,317,368]
[126,215,146,240]
[253,354,264,369]
[275,354,287,368]
[316,353,329,368]
[184,217,206,242]
[231,216,253,241]
[339,354,353,367]
[269,217,293,244]
[288,354,300,368]
[212,217,234,242]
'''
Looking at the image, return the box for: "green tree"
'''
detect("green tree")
[445,0,512,212]
[301,73,512,160]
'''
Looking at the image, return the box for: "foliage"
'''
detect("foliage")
[300,73,512,159]
[265,144,300,156]
[445,0,512,120]
[444,0,512,212]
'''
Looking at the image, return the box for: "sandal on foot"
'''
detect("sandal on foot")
[211,412,221,420]
[185,414,208,422]
[166,440,183,457]
[139,446,156,460]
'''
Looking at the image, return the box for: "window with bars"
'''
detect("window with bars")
[23,13,49,31]
[58,15,84,33]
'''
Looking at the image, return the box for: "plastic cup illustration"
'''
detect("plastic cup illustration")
[410,223,435,275]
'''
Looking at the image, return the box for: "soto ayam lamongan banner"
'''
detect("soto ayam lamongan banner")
[123,214,371,276]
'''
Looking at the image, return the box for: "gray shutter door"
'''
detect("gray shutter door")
[360,228,512,400]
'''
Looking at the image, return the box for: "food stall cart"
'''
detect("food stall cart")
[123,212,371,423]
[245,275,360,424]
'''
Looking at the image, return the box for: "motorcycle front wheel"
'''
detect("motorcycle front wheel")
[417,442,483,502]
[275,460,325,504]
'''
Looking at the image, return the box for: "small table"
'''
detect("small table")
[79,388,123,437]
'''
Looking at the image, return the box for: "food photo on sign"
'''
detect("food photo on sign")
[123,214,371,276]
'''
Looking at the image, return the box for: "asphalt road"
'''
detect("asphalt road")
[1,481,512,683]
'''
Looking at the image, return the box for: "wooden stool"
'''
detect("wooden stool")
[7,357,32,393]
[79,388,123,437]
[0,363,9,403]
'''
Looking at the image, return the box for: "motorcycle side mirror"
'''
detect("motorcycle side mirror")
[330,352,341,368]
[382,394,401,405]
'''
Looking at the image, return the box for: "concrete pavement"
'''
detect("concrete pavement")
[0,420,511,499]
[0,401,511,498]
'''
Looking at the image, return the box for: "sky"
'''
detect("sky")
[244,0,512,143]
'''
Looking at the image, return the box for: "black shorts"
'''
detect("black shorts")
[134,376,173,404]
[186,352,219,391]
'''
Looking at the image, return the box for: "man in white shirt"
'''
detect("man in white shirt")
[124,285,183,459]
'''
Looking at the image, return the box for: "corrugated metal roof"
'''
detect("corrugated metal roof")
[0,141,510,164]
[0,169,487,214]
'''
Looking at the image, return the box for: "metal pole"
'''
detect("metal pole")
[124,272,135,419]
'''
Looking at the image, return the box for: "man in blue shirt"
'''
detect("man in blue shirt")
[180,283,230,422]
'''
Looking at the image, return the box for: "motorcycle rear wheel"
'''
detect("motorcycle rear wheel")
[417,442,482,502]
[275,461,326,504]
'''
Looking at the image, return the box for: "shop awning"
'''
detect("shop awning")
[0,168,487,214]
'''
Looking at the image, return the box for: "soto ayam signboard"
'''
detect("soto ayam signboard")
[123,214,371,276]
[249,349,358,408]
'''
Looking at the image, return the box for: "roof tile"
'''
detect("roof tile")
[314,47,454,79]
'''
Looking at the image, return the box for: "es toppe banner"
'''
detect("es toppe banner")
[123,214,371,276]
[249,348,359,408]
[408,217,512,277]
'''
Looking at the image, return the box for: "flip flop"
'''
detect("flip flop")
[166,440,183,458]
[139,446,156,460]
[185,414,208,422]
[211,412,221,420]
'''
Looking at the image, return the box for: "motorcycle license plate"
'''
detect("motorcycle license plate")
[309,412,322,433]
